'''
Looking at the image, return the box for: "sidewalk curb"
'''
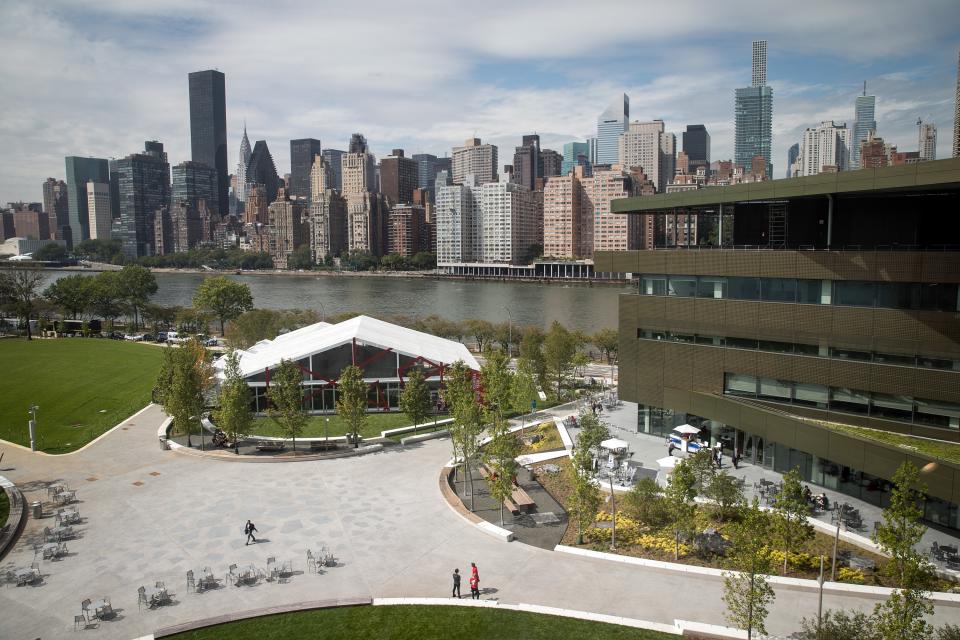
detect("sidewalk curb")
[437,466,514,542]
[0,475,27,562]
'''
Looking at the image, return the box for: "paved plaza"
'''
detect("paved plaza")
[1,403,959,639]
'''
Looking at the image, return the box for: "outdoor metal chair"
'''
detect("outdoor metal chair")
[98,598,113,619]
[266,557,277,581]
[81,599,92,618]
[74,614,87,631]
[306,550,316,573]
[227,564,238,586]
[186,570,195,592]
[137,586,148,611]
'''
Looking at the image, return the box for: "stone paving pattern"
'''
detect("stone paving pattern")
[0,403,958,639]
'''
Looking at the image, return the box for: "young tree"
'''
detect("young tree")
[89,271,124,322]
[576,411,610,464]
[704,472,745,522]
[571,351,590,378]
[160,340,209,448]
[465,319,495,353]
[518,327,546,388]
[568,445,603,544]
[268,359,307,452]
[798,610,878,640]
[687,448,717,493]
[874,461,934,589]
[872,588,934,640]
[43,274,93,319]
[192,276,255,335]
[0,266,45,340]
[443,360,484,511]
[336,364,368,448]
[664,459,698,560]
[772,467,814,575]
[723,497,776,640]
[624,477,668,528]
[592,328,619,364]
[543,321,578,398]
[510,357,539,434]
[480,349,519,525]
[214,350,253,454]
[117,264,157,330]
[399,366,431,435]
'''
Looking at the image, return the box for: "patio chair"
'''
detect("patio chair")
[306,550,316,573]
[81,599,92,618]
[43,527,57,544]
[98,597,113,619]
[186,570,195,592]
[43,545,56,560]
[227,564,239,586]
[137,586,148,611]
[74,614,87,631]
[266,557,277,581]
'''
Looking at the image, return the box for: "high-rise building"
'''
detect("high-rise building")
[321,149,345,192]
[596,94,629,165]
[309,154,333,196]
[86,181,112,240]
[436,176,480,264]
[541,149,562,179]
[289,138,322,201]
[955,50,960,158]
[309,189,347,262]
[42,178,69,242]
[542,170,582,258]
[236,126,252,204]
[561,142,591,176]
[244,183,269,225]
[154,202,202,255]
[12,208,50,240]
[452,138,498,185]
[388,204,427,257]
[619,120,675,192]
[380,149,418,205]
[172,161,217,213]
[246,140,281,202]
[860,130,891,169]
[851,87,876,170]
[786,143,800,178]
[412,154,452,197]
[682,125,711,176]
[267,186,307,269]
[477,180,537,264]
[64,156,109,247]
[188,70,228,216]
[734,40,773,177]
[797,121,853,176]
[512,135,541,191]
[342,137,377,195]
[346,192,387,256]
[919,122,937,161]
[110,141,170,257]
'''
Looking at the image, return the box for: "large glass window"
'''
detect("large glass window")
[641,275,667,296]
[834,281,876,307]
[697,277,727,299]
[758,377,792,401]
[794,382,828,408]
[870,393,914,422]
[726,336,759,350]
[915,398,960,429]
[761,278,797,302]
[920,283,960,312]
[873,352,916,366]
[727,277,761,300]
[918,356,958,371]
[797,279,825,304]
[668,275,697,297]
[876,283,920,310]
[724,373,757,396]
[758,339,794,354]
[830,387,870,414]
[830,347,871,361]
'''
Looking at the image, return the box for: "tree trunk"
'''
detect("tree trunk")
[25,314,32,340]
[499,502,504,527]
[220,317,225,335]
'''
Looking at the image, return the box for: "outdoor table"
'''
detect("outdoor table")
[941,545,958,556]
[42,543,60,558]
[15,568,34,585]
[144,586,166,605]
[89,599,110,618]
[51,526,72,540]
[198,569,216,589]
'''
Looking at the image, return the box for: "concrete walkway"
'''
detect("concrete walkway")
[0,403,958,639]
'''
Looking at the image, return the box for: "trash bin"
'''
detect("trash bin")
[159,437,170,451]
[32,501,42,519]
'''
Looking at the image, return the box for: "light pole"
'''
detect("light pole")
[503,306,512,358]
[325,417,330,444]
[28,405,38,452]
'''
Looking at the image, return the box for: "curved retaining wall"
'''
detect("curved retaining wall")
[437,466,514,542]
[0,475,27,562]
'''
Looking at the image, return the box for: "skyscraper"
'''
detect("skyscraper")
[919,122,937,161]
[452,138,498,185]
[172,161,217,211]
[682,125,710,176]
[236,126,252,205]
[954,50,960,158]
[851,87,876,170]
[188,70,228,216]
[561,142,591,176]
[86,182,112,240]
[64,156,110,248]
[322,149,345,192]
[435,177,481,263]
[596,94,629,165]
[267,186,307,269]
[798,121,853,176]
[42,178,69,241]
[479,180,537,264]
[110,141,170,257]
[246,140,281,202]
[289,138,322,201]
[734,41,773,177]
[379,149,418,205]
[786,143,800,178]
[618,120,674,192]
[541,149,562,179]
[512,134,541,190]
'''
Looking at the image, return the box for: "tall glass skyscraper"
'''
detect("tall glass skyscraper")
[561,142,590,175]
[682,125,710,175]
[786,143,800,178]
[111,141,170,258]
[851,88,876,170]
[596,94,629,166]
[290,138,322,201]
[64,156,109,248]
[188,70,228,216]
[734,41,773,177]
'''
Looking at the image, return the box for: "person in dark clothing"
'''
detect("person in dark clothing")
[732,452,740,469]
[452,569,461,598]
[244,520,257,545]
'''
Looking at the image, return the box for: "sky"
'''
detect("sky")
[1,0,958,204]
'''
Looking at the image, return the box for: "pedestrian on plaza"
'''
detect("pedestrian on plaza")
[716,449,723,469]
[244,519,258,545]
[668,441,676,456]
[469,572,480,599]
[471,562,479,582]
[732,452,740,469]
[452,568,461,598]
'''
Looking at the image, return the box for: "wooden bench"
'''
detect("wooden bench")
[255,440,286,452]
[309,441,338,452]
[479,466,533,515]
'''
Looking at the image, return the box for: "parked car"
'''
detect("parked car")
[166,331,187,344]
[155,332,168,343]
[203,337,219,347]
[141,333,154,342]
[124,333,145,341]
[109,331,125,340]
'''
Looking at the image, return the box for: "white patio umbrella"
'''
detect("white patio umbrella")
[672,424,701,435]
[601,438,630,451]
[657,456,679,469]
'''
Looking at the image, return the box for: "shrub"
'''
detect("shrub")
[837,566,866,584]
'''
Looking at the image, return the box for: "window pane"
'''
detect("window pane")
[834,281,876,307]
[727,277,760,300]
[917,356,958,371]
[724,373,757,396]
[830,347,872,361]
[726,336,759,350]
[920,283,960,312]
[830,387,869,414]
[870,393,913,422]
[915,398,960,429]
[668,275,697,297]
[697,277,727,299]
[672,333,695,343]
[873,352,916,366]
[761,278,796,302]
[696,335,724,346]
[758,340,794,354]
[641,275,667,296]
[758,377,792,401]
[875,283,920,310]
[797,279,825,304]
[794,343,821,356]
[794,383,828,408]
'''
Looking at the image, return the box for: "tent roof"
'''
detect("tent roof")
[216,315,479,379]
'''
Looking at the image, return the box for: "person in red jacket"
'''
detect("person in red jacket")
[469,572,479,600]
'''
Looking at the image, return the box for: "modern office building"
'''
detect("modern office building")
[596,157,960,532]
[380,149,418,205]
[851,88,876,170]
[188,70,228,216]
[172,161,217,213]
[596,94,629,166]
[85,181,112,240]
[561,142,591,176]
[786,143,800,178]
[322,149,346,192]
[309,189,347,262]
[682,125,711,176]
[42,178,69,242]
[734,41,773,178]
[435,176,480,264]
[64,156,109,247]
[412,153,452,196]
[12,208,50,240]
[478,179,537,264]
[512,134,542,191]
[267,186,307,269]
[920,122,938,161]
[246,140,281,202]
[290,138,322,201]
[452,138,498,185]
[110,141,170,257]
[798,121,853,176]
[388,204,427,257]
[541,149,562,179]
[619,120,675,193]
[236,126,252,206]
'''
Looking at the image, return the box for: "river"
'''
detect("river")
[42,271,631,333]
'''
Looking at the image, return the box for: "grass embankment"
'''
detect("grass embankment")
[168,605,674,640]
[0,338,164,453]
[808,418,960,465]
[520,421,565,455]
[249,412,423,439]
[0,490,9,529]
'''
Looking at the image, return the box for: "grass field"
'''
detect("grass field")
[0,338,164,453]
[168,605,674,640]
[249,412,435,439]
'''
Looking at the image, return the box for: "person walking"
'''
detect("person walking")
[451,569,461,598]
[469,572,479,600]
[471,562,479,582]
[244,519,258,545]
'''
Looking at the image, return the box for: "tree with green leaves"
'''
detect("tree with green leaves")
[624,477,668,528]
[723,497,776,640]
[89,271,124,322]
[268,359,307,451]
[44,274,93,319]
[159,340,209,448]
[592,328,619,364]
[664,458,698,560]
[480,349,519,525]
[704,471,745,522]
[399,366,431,435]
[543,321,579,398]
[510,356,539,434]
[33,242,68,262]
[798,609,878,640]
[571,351,590,378]
[687,448,717,493]
[568,444,603,544]
[214,350,253,454]
[874,461,934,589]
[518,327,546,388]
[443,360,484,511]
[286,245,314,270]
[772,467,814,575]
[117,264,157,330]
[193,276,255,335]
[336,365,368,448]
[575,411,610,464]
[0,265,45,340]
[873,587,934,640]
[465,319,495,352]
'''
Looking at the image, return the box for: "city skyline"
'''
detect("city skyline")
[1,1,958,204]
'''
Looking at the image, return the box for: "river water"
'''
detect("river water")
[43,271,631,333]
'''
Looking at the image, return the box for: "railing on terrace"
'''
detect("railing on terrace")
[648,244,960,252]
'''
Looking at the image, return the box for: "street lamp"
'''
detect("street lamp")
[325,416,330,444]
[503,306,513,358]
[28,405,39,452]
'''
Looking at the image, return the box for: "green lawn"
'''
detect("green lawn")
[168,605,673,640]
[0,338,164,453]
[249,412,436,439]
[807,418,960,465]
